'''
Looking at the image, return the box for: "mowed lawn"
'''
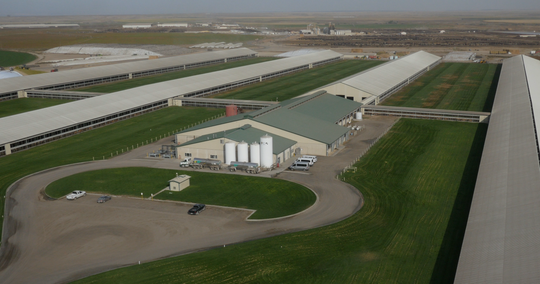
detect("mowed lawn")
[213,60,384,101]
[0,107,224,236]
[46,167,316,219]
[75,57,276,93]
[382,63,501,112]
[0,50,36,66]
[73,119,486,284]
[0,98,70,118]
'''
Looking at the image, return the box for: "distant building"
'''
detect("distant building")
[300,29,313,35]
[440,30,446,33]
[157,23,188,28]
[122,24,152,29]
[335,30,352,35]
[400,32,407,35]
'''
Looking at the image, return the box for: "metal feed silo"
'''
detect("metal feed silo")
[225,142,236,165]
[250,142,260,166]
[355,111,363,120]
[260,135,273,168]
[237,141,249,162]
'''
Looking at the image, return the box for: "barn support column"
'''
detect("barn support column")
[129,73,133,79]
[5,144,11,155]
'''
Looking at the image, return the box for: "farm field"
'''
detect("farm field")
[0,29,264,51]
[213,59,383,101]
[382,63,501,112]
[73,119,487,284]
[0,98,70,118]
[76,57,276,93]
[0,106,224,236]
[46,167,316,219]
[0,50,36,66]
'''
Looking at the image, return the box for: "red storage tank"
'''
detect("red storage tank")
[226,105,238,117]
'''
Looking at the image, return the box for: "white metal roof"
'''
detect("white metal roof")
[0,50,342,146]
[0,48,257,95]
[340,51,441,97]
[454,55,540,283]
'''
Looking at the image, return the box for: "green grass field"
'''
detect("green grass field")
[0,107,224,237]
[0,50,36,66]
[0,98,71,118]
[73,119,486,283]
[382,63,501,112]
[46,167,316,219]
[76,57,276,93]
[213,60,384,101]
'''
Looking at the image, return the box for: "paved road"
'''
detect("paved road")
[0,116,397,284]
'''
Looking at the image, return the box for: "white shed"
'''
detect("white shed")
[169,175,191,191]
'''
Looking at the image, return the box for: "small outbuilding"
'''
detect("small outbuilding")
[169,175,191,191]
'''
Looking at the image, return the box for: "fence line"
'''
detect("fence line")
[337,118,401,181]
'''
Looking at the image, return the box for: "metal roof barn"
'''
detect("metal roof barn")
[454,55,540,283]
[0,48,258,100]
[303,51,441,104]
[0,50,342,156]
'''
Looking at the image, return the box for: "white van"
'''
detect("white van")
[296,158,314,166]
[301,155,317,163]
[289,162,310,171]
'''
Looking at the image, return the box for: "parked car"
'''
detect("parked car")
[188,204,206,215]
[149,153,158,158]
[296,158,314,166]
[97,195,112,203]
[301,155,318,163]
[66,190,86,200]
[289,162,310,171]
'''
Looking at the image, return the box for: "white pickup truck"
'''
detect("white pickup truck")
[66,190,86,200]
[179,157,192,167]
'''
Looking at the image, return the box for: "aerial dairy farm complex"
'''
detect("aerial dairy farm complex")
[0,49,341,156]
[2,34,540,283]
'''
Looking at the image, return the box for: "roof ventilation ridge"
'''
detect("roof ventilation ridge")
[252,105,282,118]
[287,91,327,110]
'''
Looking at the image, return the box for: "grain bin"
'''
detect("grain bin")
[225,142,236,165]
[355,112,363,120]
[250,142,260,166]
[260,135,273,168]
[237,141,249,162]
[225,105,238,117]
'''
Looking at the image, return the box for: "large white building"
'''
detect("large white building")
[122,24,152,29]
[157,23,189,28]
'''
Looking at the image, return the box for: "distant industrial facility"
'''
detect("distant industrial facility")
[122,24,152,29]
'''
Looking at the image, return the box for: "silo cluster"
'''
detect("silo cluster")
[224,135,273,167]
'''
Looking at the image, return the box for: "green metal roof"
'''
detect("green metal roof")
[179,124,296,154]
[180,91,356,146]
[289,93,362,123]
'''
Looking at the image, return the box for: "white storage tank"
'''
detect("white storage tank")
[237,141,249,162]
[225,142,236,165]
[260,135,273,168]
[250,142,260,166]
[355,111,363,120]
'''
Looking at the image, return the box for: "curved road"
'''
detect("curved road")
[0,116,397,284]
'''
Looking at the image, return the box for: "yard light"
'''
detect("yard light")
[141,193,143,200]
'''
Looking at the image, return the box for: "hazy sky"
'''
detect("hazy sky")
[2,0,539,16]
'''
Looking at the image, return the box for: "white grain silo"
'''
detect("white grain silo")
[260,135,273,168]
[355,111,363,120]
[225,142,236,165]
[237,141,249,162]
[250,142,260,166]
